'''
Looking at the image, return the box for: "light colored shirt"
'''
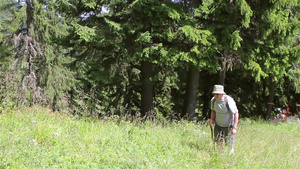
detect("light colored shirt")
[211,95,238,127]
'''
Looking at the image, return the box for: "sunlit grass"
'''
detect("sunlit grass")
[0,107,299,168]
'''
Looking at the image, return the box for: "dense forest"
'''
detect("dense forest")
[0,0,299,120]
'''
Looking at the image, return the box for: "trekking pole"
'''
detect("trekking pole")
[209,121,215,148]
[209,123,214,140]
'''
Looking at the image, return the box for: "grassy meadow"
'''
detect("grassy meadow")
[0,107,299,168]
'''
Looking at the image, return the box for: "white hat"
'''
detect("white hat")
[212,85,225,94]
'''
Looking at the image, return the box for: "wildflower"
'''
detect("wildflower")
[53,132,59,136]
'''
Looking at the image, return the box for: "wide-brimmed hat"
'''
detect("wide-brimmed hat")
[212,85,225,94]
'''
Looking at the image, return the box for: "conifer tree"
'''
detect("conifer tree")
[54,0,128,116]
[242,0,300,119]
[122,0,184,117]
[161,0,219,119]
[0,0,74,110]
[55,0,191,118]
[197,0,253,85]
[173,0,253,120]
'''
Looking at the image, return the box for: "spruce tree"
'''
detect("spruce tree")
[242,0,300,119]
[0,0,74,110]
[55,0,190,118]
[197,0,253,85]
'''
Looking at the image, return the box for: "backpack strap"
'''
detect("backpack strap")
[225,95,235,127]
[224,95,229,110]
[212,95,229,110]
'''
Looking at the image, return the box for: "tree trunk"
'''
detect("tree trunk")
[218,57,227,86]
[253,83,263,117]
[182,64,199,120]
[113,87,121,116]
[141,61,153,117]
[266,75,275,120]
[24,0,38,106]
[199,71,215,120]
[124,69,133,115]
[201,89,210,120]
[26,0,33,36]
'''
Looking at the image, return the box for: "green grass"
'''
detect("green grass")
[0,107,299,168]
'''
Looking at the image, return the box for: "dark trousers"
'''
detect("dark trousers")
[214,123,235,147]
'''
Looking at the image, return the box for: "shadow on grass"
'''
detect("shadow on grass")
[184,139,214,151]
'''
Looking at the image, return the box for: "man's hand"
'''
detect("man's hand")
[207,119,213,125]
[231,128,237,134]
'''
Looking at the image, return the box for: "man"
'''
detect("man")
[208,85,239,154]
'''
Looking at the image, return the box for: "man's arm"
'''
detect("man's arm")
[208,110,216,125]
[233,112,239,127]
[231,112,239,134]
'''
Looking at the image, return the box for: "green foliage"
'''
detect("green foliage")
[162,3,181,22]
[72,22,97,42]
[0,99,15,113]
[287,68,300,93]
[238,0,300,121]
[0,0,75,111]
[104,18,122,31]
[245,60,268,82]
[230,30,243,51]
[237,0,253,28]
[135,31,152,44]
[0,0,299,119]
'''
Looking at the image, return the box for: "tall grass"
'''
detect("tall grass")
[0,107,299,168]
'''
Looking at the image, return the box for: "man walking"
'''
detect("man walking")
[208,85,239,154]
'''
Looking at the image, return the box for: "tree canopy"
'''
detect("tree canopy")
[0,0,299,120]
